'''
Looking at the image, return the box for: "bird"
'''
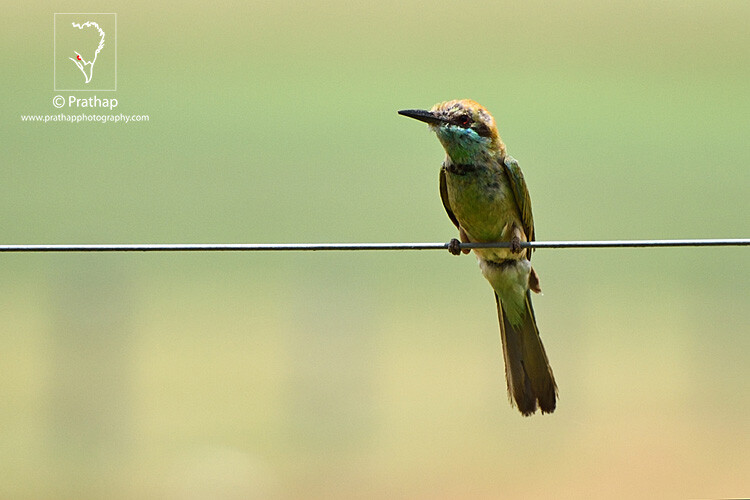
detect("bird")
[399,99,557,415]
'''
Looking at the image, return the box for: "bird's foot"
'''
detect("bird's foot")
[510,236,522,254]
[448,238,462,256]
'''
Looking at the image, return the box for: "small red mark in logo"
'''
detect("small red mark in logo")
[77,55,82,61]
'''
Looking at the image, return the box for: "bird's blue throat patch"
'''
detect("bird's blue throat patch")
[435,125,492,165]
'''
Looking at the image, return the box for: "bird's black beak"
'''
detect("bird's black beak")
[398,109,446,126]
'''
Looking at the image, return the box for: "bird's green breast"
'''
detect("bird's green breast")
[444,161,519,244]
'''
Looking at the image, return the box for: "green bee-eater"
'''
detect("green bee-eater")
[399,99,557,415]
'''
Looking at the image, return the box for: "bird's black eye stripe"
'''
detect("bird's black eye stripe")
[473,122,492,137]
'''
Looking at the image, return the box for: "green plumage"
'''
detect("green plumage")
[400,99,557,415]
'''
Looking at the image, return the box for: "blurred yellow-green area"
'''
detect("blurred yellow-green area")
[2,1,749,498]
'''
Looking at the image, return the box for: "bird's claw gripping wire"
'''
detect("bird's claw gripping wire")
[448,238,462,256]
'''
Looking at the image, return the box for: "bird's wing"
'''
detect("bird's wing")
[439,165,460,229]
[502,156,535,257]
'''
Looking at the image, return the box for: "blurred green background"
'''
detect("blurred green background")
[3,1,749,498]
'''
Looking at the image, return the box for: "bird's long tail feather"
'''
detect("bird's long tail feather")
[495,291,557,415]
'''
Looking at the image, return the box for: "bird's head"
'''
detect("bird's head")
[399,99,505,164]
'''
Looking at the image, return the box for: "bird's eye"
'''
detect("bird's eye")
[457,114,472,127]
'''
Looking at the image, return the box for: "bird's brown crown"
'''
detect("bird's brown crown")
[430,99,501,144]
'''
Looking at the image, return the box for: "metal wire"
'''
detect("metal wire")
[0,239,748,253]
